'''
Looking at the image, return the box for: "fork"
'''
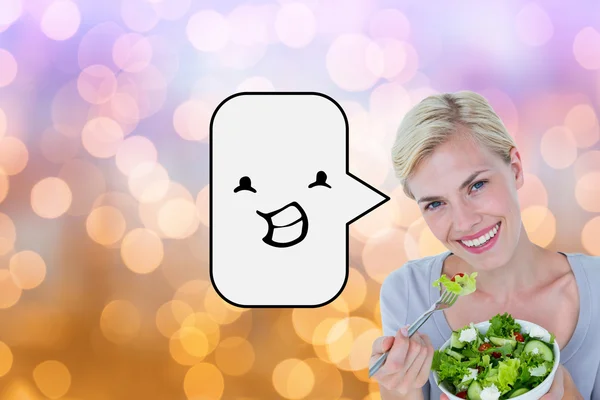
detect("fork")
[368,290,460,378]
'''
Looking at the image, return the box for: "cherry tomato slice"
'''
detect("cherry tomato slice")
[456,391,467,399]
[492,352,502,358]
[450,273,465,282]
[514,332,524,342]
[478,343,492,351]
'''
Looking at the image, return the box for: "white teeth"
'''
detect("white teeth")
[271,219,304,243]
[271,205,302,227]
[460,223,500,247]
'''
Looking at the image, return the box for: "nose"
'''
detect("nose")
[451,200,481,234]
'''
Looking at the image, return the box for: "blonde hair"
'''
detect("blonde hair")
[391,90,517,199]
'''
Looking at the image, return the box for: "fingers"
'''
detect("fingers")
[541,365,564,400]
[372,335,394,355]
[381,327,411,373]
[400,332,424,374]
[440,395,449,400]
[414,333,435,387]
[402,334,429,385]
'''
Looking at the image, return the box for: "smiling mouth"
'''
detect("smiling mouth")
[256,201,309,248]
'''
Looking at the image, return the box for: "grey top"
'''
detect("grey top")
[379,250,600,399]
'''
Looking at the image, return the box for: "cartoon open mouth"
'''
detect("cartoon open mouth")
[256,201,309,248]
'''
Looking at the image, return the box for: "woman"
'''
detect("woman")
[370,91,598,399]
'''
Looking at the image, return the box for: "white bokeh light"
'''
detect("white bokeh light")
[40,0,81,41]
[326,34,384,91]
[515,3,553,46]
[275,3,317,48]
[187,10,229,52]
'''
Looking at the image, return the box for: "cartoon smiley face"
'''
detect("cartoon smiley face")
[210,93,389,307]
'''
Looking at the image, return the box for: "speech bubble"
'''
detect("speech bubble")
[210,92,389,308]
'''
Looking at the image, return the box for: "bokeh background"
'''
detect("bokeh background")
[0,0,600,398]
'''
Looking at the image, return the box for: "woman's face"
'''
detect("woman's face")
[406,133,524,270]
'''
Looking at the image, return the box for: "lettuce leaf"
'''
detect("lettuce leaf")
[432,272,478,296]
[497,359,520,393]
[486,312,521,338]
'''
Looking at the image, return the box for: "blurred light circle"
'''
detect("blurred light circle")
[367,8,410,40]
[0,169,7,204]
[369,82,412,127]
[146,35,180,84]
[0,341,12,377]
[86,206,126,246]
[187,10,229,52]
[52,79,91,138]
[518,173,548,210]
[128,161,170,203]
[0,213,16,256]
[515,3,553,46]
[31,177,72,219]
[151,0,190,21]
[9,250,46,290]
[100,300,141,344]
[419,227,447,258]
[237,76,274,91]
[574,150,600,179]
[564,104,599,148]
[173,100,212,141]
[0,49,17,87]
[196,185,210,227]
[0,137,28,176]
[216,41,267,70]
[78,22,126,69]
[0,0,22,26]
[540,126,577,169]
[184,363,224,399]
[228,5,269,46]
[215,336,255,376]
[32,360,71,399]
[174,279,210,310]
[362,228,408,284]
[181,312,220,355]
[582,216,600,256]
[573,27,600,70]
[405,217,428,260]
[275,3,316,48]
[58,158,107,217]
[110,92,141,129]
[40,0,80,41]
[521,206,555,248]
[139,182,196,238]
[40,127,80,164]
[303,357,344,398]
[81,117,124,158]
[575,172,600,212]
[0,270,21,309]
[77,65,117,105]
[349,198,396,244]
[120,228,163,274]
[116,66,167,119]
[337,267,367,312]
[375,38,407,80]
[169,328,208,365]
[0,107,6,139]
[390,185,422,228]
[349,142,392,189]
[204,288,245,325]
[156,300,194,338]
[292,299,348,344]
[479,88,519,139]
[325,317,378,371]
[312,317,345,349]
[272,358,314,399]
[373,300,381,327]
[157,198,200,239]
[120,0,159,32]
[112,33,153,73]
[115,135,157,177]
[326,34,383,92]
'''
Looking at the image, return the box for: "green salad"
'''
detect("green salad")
[432,313,556,400]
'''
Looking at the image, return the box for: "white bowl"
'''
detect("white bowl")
[433,319,560,400]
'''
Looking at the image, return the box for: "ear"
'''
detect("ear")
[509,147,524,189]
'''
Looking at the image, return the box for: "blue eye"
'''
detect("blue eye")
[427,201,442,211]
[472,180,487,191]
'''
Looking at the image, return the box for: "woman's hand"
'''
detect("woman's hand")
[440,364,583,400]
[370,325,435,395]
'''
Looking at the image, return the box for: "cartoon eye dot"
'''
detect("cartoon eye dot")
[308,171,331,188]
[233,176,256,193]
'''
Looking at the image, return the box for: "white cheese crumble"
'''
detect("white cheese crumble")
[529,364,547,377]
[531,347,539,354]
[484,337,490,343]
[461,368,479,383]
[528,325,551,342]
[459,327,477,343]
[480,383,501,400]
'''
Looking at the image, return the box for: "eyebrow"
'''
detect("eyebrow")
[416,169,490,204]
